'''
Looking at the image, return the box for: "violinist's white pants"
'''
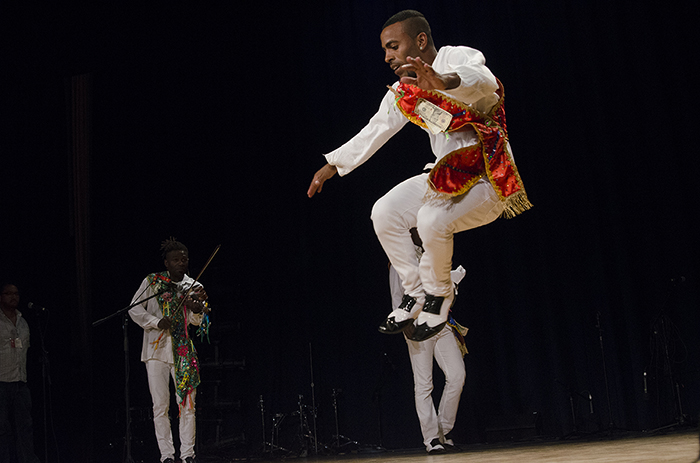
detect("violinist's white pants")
[145,359,197,462]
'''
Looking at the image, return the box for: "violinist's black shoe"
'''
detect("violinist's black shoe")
[409,291,454,342]
[378,294,424,334]
[441,432,460,452]
[427,438,446,454]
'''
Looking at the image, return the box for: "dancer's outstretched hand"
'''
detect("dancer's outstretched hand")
[307,164,338,198]
[398,56,460,91]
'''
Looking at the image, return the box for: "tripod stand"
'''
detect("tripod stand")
[257,395,290,457]
[643,277,692,434]
[330,388,359,453]
[293,394,323,457]
[555,379,595,438]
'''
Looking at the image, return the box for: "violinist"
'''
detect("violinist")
[128,237,209,463]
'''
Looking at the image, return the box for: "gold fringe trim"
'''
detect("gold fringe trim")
[499,190,533,219]
[423,173,533,220]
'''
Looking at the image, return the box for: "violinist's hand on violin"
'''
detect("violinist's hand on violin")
[192,286,208,301]
[186,295,205,314]
[158,317,172,330]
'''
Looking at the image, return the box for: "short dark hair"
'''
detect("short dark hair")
[382,10,434,48]
[0,282,18,293]
[160,237,188,259]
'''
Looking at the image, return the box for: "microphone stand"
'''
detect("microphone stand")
[93,291,164,463]
[596,311,616,435]
[121,314,136,463]
[308,342,318,455]
[596,311,626,436]
[333,389,340,450]
[370,353,393,452]
[92,291,163,328]
[36,307,51,463]
[259,395,267,454]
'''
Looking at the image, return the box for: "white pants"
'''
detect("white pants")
[405,326,466,447]
[372,173,503,298]
[145,359,196,461]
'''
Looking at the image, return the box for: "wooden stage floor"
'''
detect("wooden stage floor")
[200,430,700,463]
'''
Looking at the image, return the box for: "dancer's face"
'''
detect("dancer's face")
[380,21,423,78]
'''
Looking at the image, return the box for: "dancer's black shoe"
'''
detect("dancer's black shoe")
[409,291,454,342]
[378,294,424,334]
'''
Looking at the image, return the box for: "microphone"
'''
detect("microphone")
[27,302,46,311]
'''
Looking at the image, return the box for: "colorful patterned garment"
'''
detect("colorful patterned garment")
[391,80,532,218]
[447,315,469,357]
[147,272,201,407]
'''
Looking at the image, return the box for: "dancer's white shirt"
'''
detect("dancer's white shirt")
[324,46,499,176]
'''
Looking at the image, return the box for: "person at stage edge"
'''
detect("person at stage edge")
[307,10,531,342]
[0,282,41,463]
[389,230,469,454]
[129,238,210,463]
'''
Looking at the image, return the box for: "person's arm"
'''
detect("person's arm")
[399,47,498,107]
[185,284,206,326]
[307,88,407,197]
[307,164,338,198]
[399,56,460,91]
[434,47,498,106]
[128,278,165,330]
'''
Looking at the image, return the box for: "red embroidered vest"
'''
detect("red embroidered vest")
[392,80,532,218]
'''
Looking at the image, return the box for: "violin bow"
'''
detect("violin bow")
[173,243,221,313]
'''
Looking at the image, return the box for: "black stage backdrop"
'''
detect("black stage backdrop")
[1,1,698,461]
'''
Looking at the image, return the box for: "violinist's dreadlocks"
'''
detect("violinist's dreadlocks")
[160,237,188,259]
